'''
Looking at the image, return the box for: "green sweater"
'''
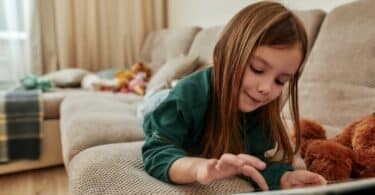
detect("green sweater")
[142,67,293,190]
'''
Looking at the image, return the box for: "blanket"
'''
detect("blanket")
[0,88,43,163]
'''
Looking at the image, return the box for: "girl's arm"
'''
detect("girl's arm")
[169,154,269,191]
[168,157,207,183]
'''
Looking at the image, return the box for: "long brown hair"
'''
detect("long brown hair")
[201,1,308,162]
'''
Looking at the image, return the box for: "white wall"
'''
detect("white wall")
[168,0,356,28]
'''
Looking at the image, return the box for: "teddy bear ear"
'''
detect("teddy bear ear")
[300,119,327,140]
[298,119,327,157]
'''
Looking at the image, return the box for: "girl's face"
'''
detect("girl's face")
[238,44,302,112]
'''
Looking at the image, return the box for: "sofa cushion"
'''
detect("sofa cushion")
[68,141,254,194]
[42,89,143,119]
[60,93,144,165]
[139,27,202,72]
[146,55,199,93]
[283,0,375,135]
[42,89,85,119]
[42,68,90,87]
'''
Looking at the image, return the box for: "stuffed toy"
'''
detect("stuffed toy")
[115,70,134,93]
[21,74,53,92]
[115,62,152,95]
[128,72,147,96]
[130,62,152,81]
[297,113,375,181]
[81,62,152,95]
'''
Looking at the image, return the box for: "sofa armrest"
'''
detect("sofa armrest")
[60,93,144,166]
[68,141,255,194]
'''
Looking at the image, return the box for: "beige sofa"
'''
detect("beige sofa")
[60,0,374,194]
[0,26,202,175]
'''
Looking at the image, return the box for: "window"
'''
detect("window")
[0,0,31,81]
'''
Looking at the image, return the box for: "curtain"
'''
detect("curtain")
[32,0,167,74]
[0,0,34,82]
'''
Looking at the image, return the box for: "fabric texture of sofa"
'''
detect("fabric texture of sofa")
[60,0,374,194]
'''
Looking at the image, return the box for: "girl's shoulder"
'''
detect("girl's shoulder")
[170,67,212,107]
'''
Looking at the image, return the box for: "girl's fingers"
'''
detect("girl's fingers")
[300,171,327,185]
[207,159,218,171]
[309,174,327,185]
[201,159,218,184]
[241,165,269,191]
[237,153,266,170]
[293,171,327,186]
[216,153,244,169]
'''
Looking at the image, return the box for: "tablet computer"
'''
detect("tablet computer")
[236,177,375,195]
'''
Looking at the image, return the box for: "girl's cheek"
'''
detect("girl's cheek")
[272,87,284,99]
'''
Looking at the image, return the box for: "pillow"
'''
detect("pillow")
[146,55,199,94]
[42,68,90,87]
[139,27,202,73]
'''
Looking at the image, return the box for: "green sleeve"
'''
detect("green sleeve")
[240,161,292,191]
[142,136,187,183]
[261,162,293,190]
[142,93,193,183]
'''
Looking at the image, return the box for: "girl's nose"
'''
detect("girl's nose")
[257,80,272,96]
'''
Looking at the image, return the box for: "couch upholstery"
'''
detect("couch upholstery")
[60,1,374,194]
[283,0,375,137]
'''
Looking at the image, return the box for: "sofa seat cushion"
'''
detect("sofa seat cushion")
[42,89,84,119]
[60,92,145,165]
[42,89,144,119]
[68,141,254,195]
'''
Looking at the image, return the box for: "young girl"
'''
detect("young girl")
[142,1,327,191]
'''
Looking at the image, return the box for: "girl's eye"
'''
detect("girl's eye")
[250,65,264,74]
[275,79,285,86]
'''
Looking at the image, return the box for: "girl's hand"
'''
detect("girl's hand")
[195,153,269,191]
[280,170,327,189]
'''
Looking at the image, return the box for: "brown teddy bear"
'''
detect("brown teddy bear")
[297,113,375,181]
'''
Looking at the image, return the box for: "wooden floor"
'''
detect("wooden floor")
[0,165,69,195]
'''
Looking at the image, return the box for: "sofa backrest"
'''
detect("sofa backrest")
[138,26,202,72]
[187,25,224,69]
[283,0,375,137]
[187,9,326,70]
[293,10,326,53]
